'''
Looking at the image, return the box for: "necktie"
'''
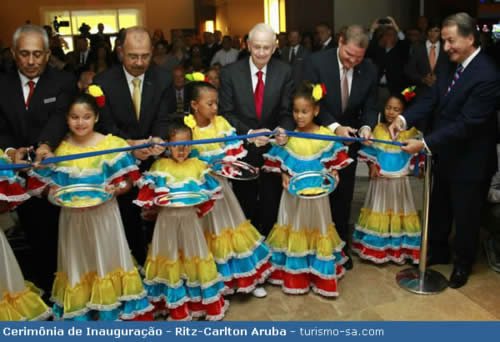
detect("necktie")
[80,52,85,64]
[445,65,463,96]
[341,67,349,112]
[176,90,184,113]
[429,44,436,72]
[26,80,35,108]
[254,70,264,120]
[132,78,141,120]
[290,47,296,64]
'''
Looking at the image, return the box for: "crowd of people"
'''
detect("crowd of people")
[0,11,499,322]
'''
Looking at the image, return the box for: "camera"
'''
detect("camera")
[53,16,69,33]
[378,18,391,25]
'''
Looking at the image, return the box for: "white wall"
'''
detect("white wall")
[334,0,419,32]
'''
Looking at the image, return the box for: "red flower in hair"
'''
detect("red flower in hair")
[321,83,327,96]
[205,75,211,83]
[95,96,106,107]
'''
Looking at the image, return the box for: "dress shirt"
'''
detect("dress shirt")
[123,66,145,99]
[249,58,268,92]
[18,71,40,104]
[210,48,239,66]
[426,40,440,62]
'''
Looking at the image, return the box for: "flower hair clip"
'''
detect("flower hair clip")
[185,72,210,83]
[87,85,106,107]
[184,114,197,129]
[402,86,416,102]
[312,83,327,101]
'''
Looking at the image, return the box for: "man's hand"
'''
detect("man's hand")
[330,169,339,183]
[368,163,380,179]
[275,127,288,146]
[334,125,357,145]
[386,16,401,32]
[358,127,373,146]
[249,128,271,147]
[370,19,380,33]
[34,144,55,168]
[149,137,166,157]
[422,73,436,87]
[388,117,404,141]
[281,172,291,190]
[128,139,151,160]
[402,139,424,154]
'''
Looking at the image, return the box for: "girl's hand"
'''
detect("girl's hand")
[106,179,132,197]
[330,170,339,183]
[275,127,288,146]
[281,172,291,190]
[368,163,380,179]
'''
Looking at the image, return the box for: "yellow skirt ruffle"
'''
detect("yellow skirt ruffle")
[357,208,421,235]
[0,286,51,321]
[204,220,263,261]
[51,267,145,317]
[144,252,220,286]
[267,224,344,257]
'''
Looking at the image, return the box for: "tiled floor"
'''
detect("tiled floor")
[223,176,500,321]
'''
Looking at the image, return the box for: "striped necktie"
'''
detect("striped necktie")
[445,65,463,96]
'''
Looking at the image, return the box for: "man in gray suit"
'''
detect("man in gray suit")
[280,29,310,87]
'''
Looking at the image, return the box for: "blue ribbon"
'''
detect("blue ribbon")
[0,130,418,171]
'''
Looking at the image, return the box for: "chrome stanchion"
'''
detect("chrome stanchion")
[396,152,448,294]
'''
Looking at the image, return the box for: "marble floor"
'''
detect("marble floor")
[223,176,500,321]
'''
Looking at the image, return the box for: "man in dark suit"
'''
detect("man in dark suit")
[405,21,450,99]
[0,25,76,293]
[219,23,294,238]
[304,25,378,270]
[389,13,500,288]
[315,23,336,51]
[280,29,310,87]
[94,26,176,264]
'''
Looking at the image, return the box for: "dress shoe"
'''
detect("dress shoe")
[343,250,353,271]
[448,265,471,289]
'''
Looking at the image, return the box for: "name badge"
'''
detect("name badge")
[43,97,56,104]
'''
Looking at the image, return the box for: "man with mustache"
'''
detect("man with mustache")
[94,26,176,264]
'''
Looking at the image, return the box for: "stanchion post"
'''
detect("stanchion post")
[396,151,448,294]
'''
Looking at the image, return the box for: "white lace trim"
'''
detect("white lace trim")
[354,224,422,238]
[29,308,53,321]
[352,238,421,252]
[120,303,155,320]
[269,240,346,260]
[213,235,268,263]
[351,245,420,264]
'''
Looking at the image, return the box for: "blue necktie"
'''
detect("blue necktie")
[445,65,464,96]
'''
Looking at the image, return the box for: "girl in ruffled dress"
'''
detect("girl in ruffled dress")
[352,93,422,264]
[263,82,352,297]
[28,93,153,321]
[0,150,52,321]
[186,81,272,298]
[135,118,228,321]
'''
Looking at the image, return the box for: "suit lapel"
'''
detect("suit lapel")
[332,50,342,115]
[140,69,154,129]
[261,60,276,121]
[9,72,29,138]
[347,65,362,111]
[241,59,257,121]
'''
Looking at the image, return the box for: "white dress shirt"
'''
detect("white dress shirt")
[18,71,40,105]
[123,66,145,98]
[426,40,440,62]
[249,58,267,92]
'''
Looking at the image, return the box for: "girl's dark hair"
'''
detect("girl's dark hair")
[166,115,192,141]
[294,81,320,105]
[380,93,406,123]
[69,93,99,116]
[188,81,217,112]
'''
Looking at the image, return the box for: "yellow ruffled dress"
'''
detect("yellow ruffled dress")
[190,115,273,293]
[28,135,153,321]
[353,124,422,264]
[0,149,52,321]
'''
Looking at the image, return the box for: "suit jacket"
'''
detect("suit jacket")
[94,64,176,139]
[303,48,378,129]
[281,45,311,87]
[219,57,295,135]
[405,51,500,181]
[367,39,410,94]
[0,67,76,150]
[405,42,450,96]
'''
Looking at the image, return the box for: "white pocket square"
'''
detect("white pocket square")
[43,97,56,104]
